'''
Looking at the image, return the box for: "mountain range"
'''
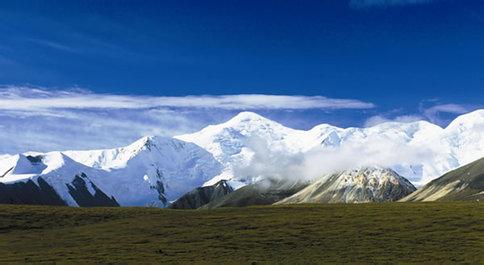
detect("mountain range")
[0,109,483,207]
[0,137,221,207]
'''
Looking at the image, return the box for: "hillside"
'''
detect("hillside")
[0,203,481,263]
[202,179,307,209]
[402,157,484,202]
[277,168,416,204]
[169,180,233,209]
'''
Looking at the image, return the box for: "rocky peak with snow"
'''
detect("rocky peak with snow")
[276,167,417,204]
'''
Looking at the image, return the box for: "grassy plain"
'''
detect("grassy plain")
[0,202,482,263]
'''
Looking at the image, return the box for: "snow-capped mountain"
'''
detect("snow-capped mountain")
[0,110,482,207]
[276,167,416,204]
[175,111,309,185]
[176,110,484,187]
[0,152,112,206]
[0,137,222,207]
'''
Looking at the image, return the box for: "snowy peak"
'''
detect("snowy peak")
[186,111,296,138]
[176,109,484,188]
[1,136,223,207]
[65,136,212,171]
[0,152,83,182]
[446,109,484,130]
[220,111,292,132]
[227,111,273,124]
[175,112,307,184]
[63,135,223,205]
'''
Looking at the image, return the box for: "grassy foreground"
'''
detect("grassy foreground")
[0,202,482,264]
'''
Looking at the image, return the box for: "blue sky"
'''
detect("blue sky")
[0,0,483,153]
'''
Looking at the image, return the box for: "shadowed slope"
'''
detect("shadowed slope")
[169,180,233,209]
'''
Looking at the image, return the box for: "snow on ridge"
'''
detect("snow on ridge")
[0,136,223,207]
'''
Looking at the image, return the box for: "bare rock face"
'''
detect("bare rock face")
[401,157,484,202]
[276,168,416,204]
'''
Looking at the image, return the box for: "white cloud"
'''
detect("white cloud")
[350,0,436,9]
[364,114,423,127]
[423,103,469,117]
[0,86,375,111]
[230,132,436,185]
[0,107,204,154]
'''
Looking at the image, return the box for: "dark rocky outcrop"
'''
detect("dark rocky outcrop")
[170,180,233,209]
[0,177,67,206]
[67,173,119,207]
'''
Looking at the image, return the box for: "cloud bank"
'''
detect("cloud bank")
[231,133,436,186]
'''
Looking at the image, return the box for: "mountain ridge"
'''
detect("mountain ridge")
[176,109,484,187]
[0,109,483,207]
[0,137,222,207]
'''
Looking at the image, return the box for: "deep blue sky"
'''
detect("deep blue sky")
[0,0,483,153]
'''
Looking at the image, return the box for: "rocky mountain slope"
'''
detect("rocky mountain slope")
[169,180,233,209]
[401,157,484,202]
[276,168,416,204]
[202,179,307,209]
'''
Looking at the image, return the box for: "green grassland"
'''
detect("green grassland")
[0,202,482,264]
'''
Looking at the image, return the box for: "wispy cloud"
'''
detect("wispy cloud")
[0,86,375,111]
[25,38,76,53]
[350,0,437,9]
[422,103,471,124]
[0,86,375,154]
